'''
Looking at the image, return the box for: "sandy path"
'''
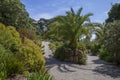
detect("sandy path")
[42,41,120,80]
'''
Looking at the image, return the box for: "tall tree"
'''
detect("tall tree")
[0,0,34,29]
[106,3,120,23]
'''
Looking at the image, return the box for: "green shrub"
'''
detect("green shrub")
[19,38,45,71]
[0,23,23,79]
[49,41,63,54]
[99,45,112,62]
[54,43,87,64]
[0,23,46,79]
[27,71,52,80]
[77,43,87,64]
[54,45,66,61]
[0,44,23,80]
[78,42,88,54]
[0,23,21,53]
[91,42,101,55]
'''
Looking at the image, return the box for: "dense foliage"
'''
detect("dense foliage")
[0,44,23,79]
[0,23,23,79]
[19,37,45,71]
[0,0,35,29]
[106,3,120,23]
[0,0,53,80]
[0,23,45,79]
[103,21,120,64]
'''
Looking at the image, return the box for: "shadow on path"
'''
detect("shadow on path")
[45,55,76,73]
[92,59,120,78]
[43,41,120,79]
[45,54,120,78]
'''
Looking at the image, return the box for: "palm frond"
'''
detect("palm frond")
[70,7,75,15]
[77,7,83,17]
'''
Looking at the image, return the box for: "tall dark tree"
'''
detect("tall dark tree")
[106,3,120,23]
[0,0,34,29]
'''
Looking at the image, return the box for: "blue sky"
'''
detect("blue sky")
[21,0,120,23]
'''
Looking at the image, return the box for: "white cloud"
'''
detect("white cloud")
[32,13,55,20]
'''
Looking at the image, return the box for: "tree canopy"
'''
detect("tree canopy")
[0,0,34,29]
[106,3,120,23]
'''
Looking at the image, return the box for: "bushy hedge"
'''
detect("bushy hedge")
[99,45,112,62]
[0,23,45,79]
[0,44,23,79]
[19,37,45,71]
[0,23,21,52]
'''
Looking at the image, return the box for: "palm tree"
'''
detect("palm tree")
[81,23,95,49]
[54,7,93,49]
[92,23,105,42]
